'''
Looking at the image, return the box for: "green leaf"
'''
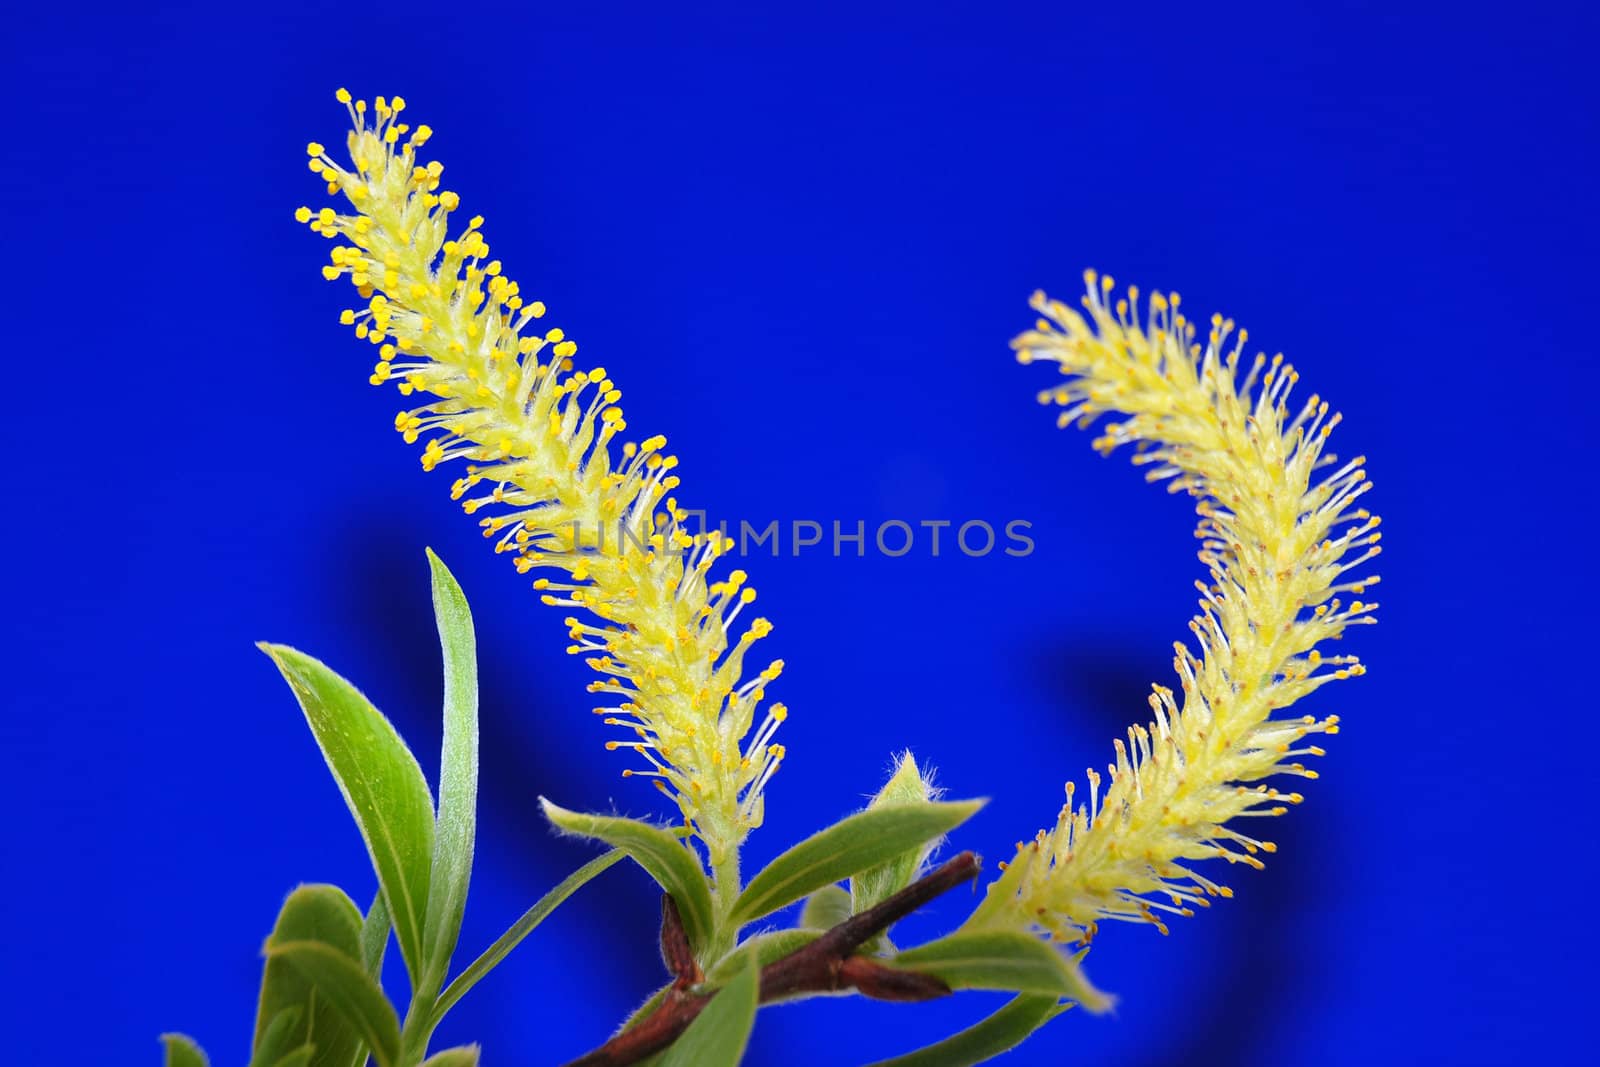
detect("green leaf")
[704,928,820,984]
[160,1034,209,1067]
[863,993,1068,1066]
[259,643,435,989]
[658,948,758,1067]
[891,930,1111,1012]
[851,753,941,915]
[798,885,852,931]
[540,800,715,956]
[252,885,364,1067]
[361,891,390,980]
[265,940,403,1067]
[346,894,391,1067]
[731,799,984,927]
[342,895,388,1067]
[420,1047,481,1067]
[420,549,480,996]
[249,1007,303,1067]
[249,1013,321,1067]
[433,848,625,1020]
[619,982,672,1034]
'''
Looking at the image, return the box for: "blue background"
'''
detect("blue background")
[5,2,1594,1063]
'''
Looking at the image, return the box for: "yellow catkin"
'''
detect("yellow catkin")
[295,93,787,869]
[972,271,1380,942]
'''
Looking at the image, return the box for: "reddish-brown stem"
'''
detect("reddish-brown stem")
[659,895,701,990]
[562,851,981,1067]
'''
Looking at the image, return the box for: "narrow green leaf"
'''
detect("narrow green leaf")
[799,885,852,931]
[851,753,941,915]
[347,893,391,1067]
[160,1034,209,1067]
[421,549,480,996]
[541,800,715,955]
[250,1013,321,1067]
[704,928,820,984]
[433,849,624,1020]
[252,885,364,1067]
[731,799,984,926]
[420,1047,481,1067]
[361,891,390,980]
[259,643,435,989]
[658,948,758,1067]
[618,982,671,1034]
[864,993,1068,1066]
[891,930,1111,1012]
[249,1007,303,1067]
[266,940,403,1067]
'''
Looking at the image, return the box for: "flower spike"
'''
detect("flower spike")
[295,92,787,871]
[977,272,1380,942]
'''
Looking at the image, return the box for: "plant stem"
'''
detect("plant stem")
[709,847,741,961]
[402,959,449,1064]
[399,995,436,1066]
[562,851,980,1067]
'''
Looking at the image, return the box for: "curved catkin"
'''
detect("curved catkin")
[295,91,787,874]
[971,272,1380,943]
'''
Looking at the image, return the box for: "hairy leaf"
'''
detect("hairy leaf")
[704,929,821,985]
[433,849,624,1021]
[160,1034,209,1067]
[864,993,1068,1066]
[799,885,852,931]
[851,753,941,915]
[891,930,1110,1012]
[265,940,402,1067]
[541,800,715,955]
[259,643,435,989]
[731,800,983,926]
[658,948,758,1067]
[421,549,480,996]
[249,1007,302,1067]
[361,891,390,980]
[619,983,672,1035]
[252,885,364,1067]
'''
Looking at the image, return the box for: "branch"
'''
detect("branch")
[563,851,981,1067]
